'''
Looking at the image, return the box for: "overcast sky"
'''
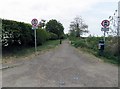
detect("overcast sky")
[0,0,119,36]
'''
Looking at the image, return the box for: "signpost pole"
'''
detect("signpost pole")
[100,20,110,56]
[34,29,37,53]
[31,18,38,54]
[103,31,106,42]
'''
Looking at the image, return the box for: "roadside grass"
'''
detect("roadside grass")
[37,40,60,51]
[78,47,119,65]
[69,36,119,65]
[3,40,60,62]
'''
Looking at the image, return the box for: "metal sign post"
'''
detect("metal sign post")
[31,18,38,54]
[103,30,106,42]
[101,20,110,42]
[34,29,37,53]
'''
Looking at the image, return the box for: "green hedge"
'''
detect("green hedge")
[2,19,58,48]
[37,29,50,45]
[2,19,63,49]
[2,19,34,48]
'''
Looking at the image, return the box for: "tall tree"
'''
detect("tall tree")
[38,19,46,29]
[69,16,89,37]
[46,19,64,38]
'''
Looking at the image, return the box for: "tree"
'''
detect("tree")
[46,19,64,38]
[38,19,46,29]
[69,16,89,37]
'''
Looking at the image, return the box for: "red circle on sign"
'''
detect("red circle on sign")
[31,18,38,26]
[101,20,110,28]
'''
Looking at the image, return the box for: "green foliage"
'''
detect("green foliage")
[48,32,58,40]
[60,34,67,39]
[2,19,61,59]
[85,37,102,50]
[46,19,64,38]
[69,36,119,64]
[2,19,33,48]
[69,30,76,37]
[36,29,50,45]
[3,40,60,59]
[72,40,87,48]
[2,19,59,48]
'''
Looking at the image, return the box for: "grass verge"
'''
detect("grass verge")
[3,40,60,63]
[69,37,119,65]
[78,47,119,65]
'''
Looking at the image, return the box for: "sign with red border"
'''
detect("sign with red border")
[31,18,38,26]
[101,20,110,28]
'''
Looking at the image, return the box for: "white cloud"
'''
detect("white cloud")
[0,0,102,19]
[0,0,119,35]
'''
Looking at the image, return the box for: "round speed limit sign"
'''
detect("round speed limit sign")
[31,18,38,26]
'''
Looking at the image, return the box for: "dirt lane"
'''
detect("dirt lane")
[2,40,118,87]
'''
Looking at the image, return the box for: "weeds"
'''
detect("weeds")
[69,36,119,65]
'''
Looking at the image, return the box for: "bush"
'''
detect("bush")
[37,29,49,45]
[2,19,33,48]
[69,36,119,64]
[48,32,58,40]
[72,39,87,48]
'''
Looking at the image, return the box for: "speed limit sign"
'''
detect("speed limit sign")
[31,18,38,26]
[101,20,110,28]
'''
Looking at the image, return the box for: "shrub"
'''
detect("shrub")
[2,19,33,48]
[73,39,87,48]
[36,29,49,45]
[48,32,58,40]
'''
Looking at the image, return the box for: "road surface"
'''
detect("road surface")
[2,40,118,87]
